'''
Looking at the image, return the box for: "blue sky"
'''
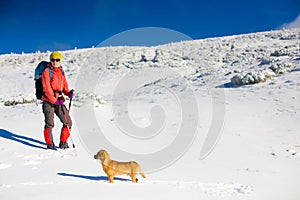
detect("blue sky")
[0,0,299,54]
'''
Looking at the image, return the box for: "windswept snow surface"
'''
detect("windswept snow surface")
[1,28,300,200]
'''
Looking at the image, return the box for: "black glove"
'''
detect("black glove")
[68,89,74,99]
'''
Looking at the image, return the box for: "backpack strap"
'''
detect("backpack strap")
[48,67,53,80]
[47,66,64,80]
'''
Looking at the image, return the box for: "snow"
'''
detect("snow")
[1,28,300,200]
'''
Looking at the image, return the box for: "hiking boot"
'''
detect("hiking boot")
[47,143,57,150]
[59,142,69,149]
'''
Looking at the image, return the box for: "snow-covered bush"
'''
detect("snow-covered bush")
[231,69,276,86]
[231,62,293,86]
[269,63,292,74]
[259,58,275,65]
[3,94,36,106]
[270,49,289,57]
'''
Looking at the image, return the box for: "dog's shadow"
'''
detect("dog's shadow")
[57,172,131,182]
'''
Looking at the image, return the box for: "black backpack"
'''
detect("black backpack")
[34,61,64,100]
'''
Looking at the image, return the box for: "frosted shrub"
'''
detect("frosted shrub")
[259,58,274,65]
[269,63,292,74]
[231,69,276,86]
[3,94,36,106]
[270,49,289,57]
[231,61,293,86]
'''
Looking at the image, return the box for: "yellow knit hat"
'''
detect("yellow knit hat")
[50,51,62,61]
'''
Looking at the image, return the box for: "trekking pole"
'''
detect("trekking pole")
[61,100,76,149]
[67,98,76,149]
[68,97,72,112]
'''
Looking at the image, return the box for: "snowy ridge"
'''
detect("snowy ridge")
[0,28,299,106]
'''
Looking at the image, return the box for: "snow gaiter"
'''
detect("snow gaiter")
[44,128,54,145]
[60,126,70,143]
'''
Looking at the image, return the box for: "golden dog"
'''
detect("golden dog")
[94,149,146,183]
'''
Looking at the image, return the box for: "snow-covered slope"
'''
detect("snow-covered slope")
[1,28,300,200]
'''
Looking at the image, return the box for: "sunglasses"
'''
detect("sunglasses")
[51,58,61,62]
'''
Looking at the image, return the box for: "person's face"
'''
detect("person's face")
[50,58,61,67]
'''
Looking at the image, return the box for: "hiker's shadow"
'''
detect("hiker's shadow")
[0,129,46,150]
[57,172,131,182]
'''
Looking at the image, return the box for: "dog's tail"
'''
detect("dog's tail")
[137,165,146,178]
[137,164,146,178]
[140,172,146,178]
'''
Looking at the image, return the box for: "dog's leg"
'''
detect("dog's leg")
[108,175,114,183]
[130,174,137,183]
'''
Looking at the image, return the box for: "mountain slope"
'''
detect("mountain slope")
[0,28,300,200]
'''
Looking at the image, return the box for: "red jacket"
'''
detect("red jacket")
[41,63,70,104]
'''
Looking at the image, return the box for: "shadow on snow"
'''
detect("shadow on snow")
[57,172,131,182]
[0,129,46,150]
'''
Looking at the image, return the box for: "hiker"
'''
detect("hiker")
[41,51,74,150]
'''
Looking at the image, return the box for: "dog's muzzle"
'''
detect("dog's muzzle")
[94,155,97,159]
